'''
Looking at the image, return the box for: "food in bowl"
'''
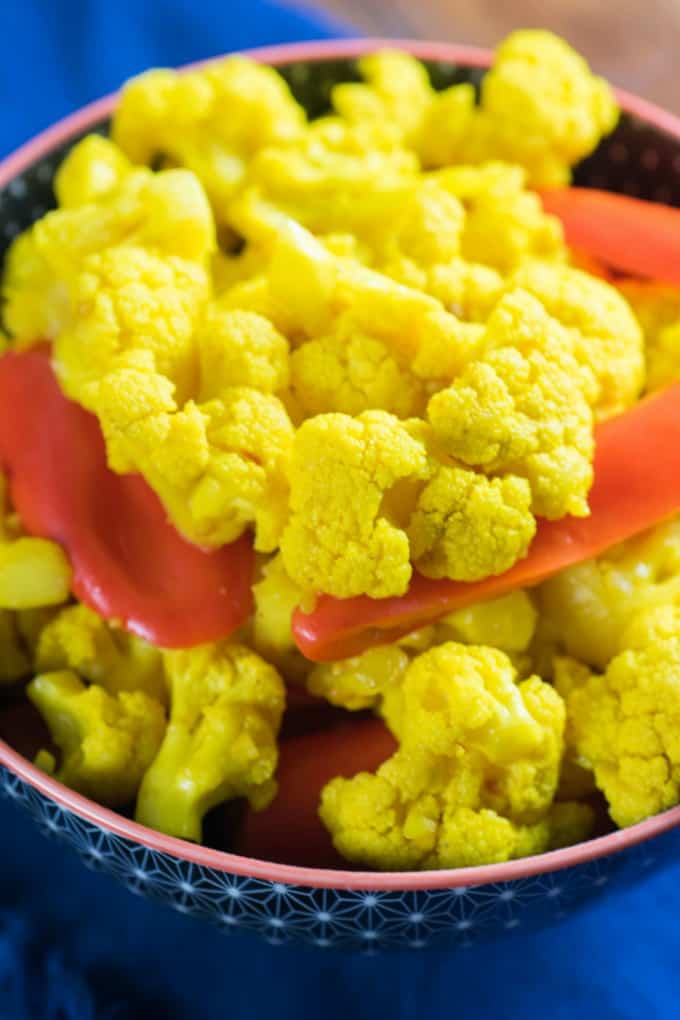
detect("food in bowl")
[2,29,680,874]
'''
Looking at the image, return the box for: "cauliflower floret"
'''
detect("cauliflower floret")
[281,411,428,599]
[28,670,165,806]
[537,518,680,670]
[197,307,289,397]
[407,466,535,582]
[510,262,644,419]
[55,245,209,411]
[0,610,30,685]
[439,590,538,654]
[466,31,618,186]
[3,167,215,345]
[112,58,306,218]
[555,627,680,828]
[618,280,680,392]
[55,134,133,208]
[0,538,72,610]
[332,50,434,145]
[36,604,165,703]
[307,645,410,711]
[425,258,504,323]
[251,554,309,682]
[96,367,293,551]
[290,318,424,418]
[321,642,582,869]
[428,290,594,519]
[437,163,565,273]
[136,642,285,842]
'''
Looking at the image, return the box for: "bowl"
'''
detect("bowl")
[2,38,680,952]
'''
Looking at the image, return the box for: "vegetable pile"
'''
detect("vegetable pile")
[3,29,680,871]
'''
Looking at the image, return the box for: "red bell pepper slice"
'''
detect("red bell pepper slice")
[0,347,254,648]
[293,380,680,662]
[237,717,396,868]
[541,188,680,285]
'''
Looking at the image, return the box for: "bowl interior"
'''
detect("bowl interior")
[2,49,680,890]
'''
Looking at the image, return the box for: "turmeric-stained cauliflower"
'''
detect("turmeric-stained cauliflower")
[407,466,535,582]
[28,670,165,806]
[36,604,165,703]
[510,262,644,419]
[281,411,428,598]
[54,134,133,208]
[427,289,594,519]
[537,518,680,670]
[555,611,680,828]
[112,57,306,217]
[618,280,680,392]
[0,538,72,611]
[136,642,285,842]
[321,642,589,869]
[308,645,410,711]
[96,367,294,551]
[251,554,309,682]
[197,307,289,397]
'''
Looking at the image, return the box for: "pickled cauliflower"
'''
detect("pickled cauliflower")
[136,642,285,842]
[321,643,591,869]
[28,670,165,806]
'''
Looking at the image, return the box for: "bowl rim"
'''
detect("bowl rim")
[2,36,680,892]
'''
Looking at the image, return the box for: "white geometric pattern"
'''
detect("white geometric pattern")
[2,763,677,950]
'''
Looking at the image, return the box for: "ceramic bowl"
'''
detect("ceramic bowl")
[2,39,680,952]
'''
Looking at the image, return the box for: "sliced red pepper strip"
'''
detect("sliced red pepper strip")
[0,347,254,648]
[541,188,680,285]
[237,717,396,868]
[293,381,680,662]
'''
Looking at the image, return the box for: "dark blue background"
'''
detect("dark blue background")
[0,1,678,1016]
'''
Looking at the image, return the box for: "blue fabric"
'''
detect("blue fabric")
[0,1,677,1017]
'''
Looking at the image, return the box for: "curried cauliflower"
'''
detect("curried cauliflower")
[112,57,306,218]
[537,518,680,671]
[439,589,538,654]
[55,134,133,208]
[427,289,595,519]
[251,554,309,681]
[555,613,680,827]
[28,670,166,806]
[290,317,424,418]
[197,307,289,398]
[36,604,166,703]
[510,262,644,420]
[407,466,536,582]
[136,642,285,842]
[459,31,618,186]
[281,410,428,598]
[307,645,410,711]
[320,642,589,869]
[0,538,72,610]
[617,280,680,393]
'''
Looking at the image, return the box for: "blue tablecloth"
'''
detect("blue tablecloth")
[0,2,677,1016]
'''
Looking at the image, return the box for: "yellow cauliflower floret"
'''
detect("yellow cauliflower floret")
[332,50,434,145]
[438,590,538,654]
[290,317,424,418]
[437,163,565,273]
[321,642,575,870]
[281,411,428,599]
[197,307,289,397]
[510,261,643,419]
[537,518,680,670]
[428,290,594,519]
[556,628,680,828]
[36,604,165,704]
[136,642,285,842]
[3,167,215,346]
[251,554,309,681]
[112,58,306,217]
[407,466,535,582]
[0,610,30,685]
[416,83,477,168]
[55,244,209,410]
[0,538,72,610]
[96,367,293,551]
[470,31,618,186]
[425,258,503,323]
[28,670,165,806]
[307,645,410,711]
[54,134,133,208]
[618,280,680,392]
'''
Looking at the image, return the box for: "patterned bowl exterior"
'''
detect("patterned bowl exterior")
[2,40,680,952]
